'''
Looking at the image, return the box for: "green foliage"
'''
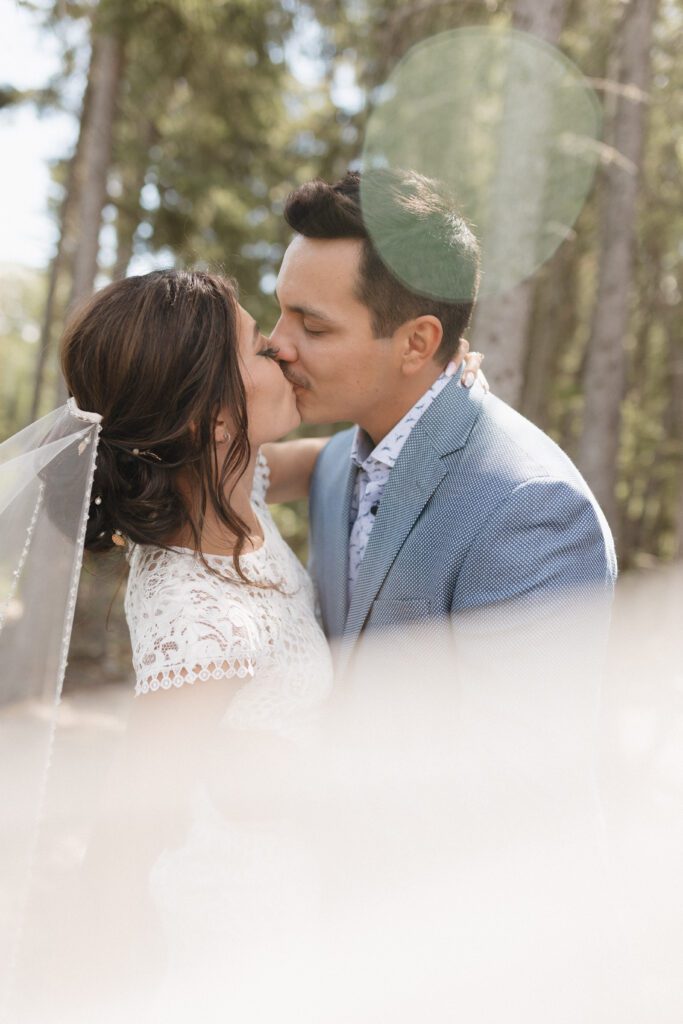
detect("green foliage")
[3,0,682,578]
[91,0,294,331]
[0,266,48,436]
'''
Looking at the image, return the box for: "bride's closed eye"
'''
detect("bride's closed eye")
[258,345,281,360]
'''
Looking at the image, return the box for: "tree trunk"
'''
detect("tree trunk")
[577,0,658,548]
[510,0,568,38]
[54,30,124,406]
[111,119,156,280]
[470,0,570,409]
[29,77,93,423]
[521,238,578,431]
[672,348,683,560]
[112,210,136,281]
[31,220,72,420]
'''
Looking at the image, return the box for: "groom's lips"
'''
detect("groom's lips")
[284,373,309,390]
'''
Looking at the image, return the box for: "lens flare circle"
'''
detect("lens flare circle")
[360,27,602,300]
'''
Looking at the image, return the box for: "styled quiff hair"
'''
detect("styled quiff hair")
[284,169,480,363]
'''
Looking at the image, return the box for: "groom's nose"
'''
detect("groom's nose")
[275,339,297,364]
[270,321,298,364]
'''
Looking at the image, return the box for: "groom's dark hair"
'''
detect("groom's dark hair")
[284,169,480,363]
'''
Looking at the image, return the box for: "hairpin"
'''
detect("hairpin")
[131,447,163,462]
[100,436,164,463]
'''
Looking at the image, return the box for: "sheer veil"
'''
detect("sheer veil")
[0,398,101,1014]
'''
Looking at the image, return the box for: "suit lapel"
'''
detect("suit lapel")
[341,430,446,650]
[337,375,485,674]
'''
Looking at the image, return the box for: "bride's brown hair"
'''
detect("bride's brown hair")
[61,269,256,583]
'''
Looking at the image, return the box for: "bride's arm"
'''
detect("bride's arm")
[260,437,330,503]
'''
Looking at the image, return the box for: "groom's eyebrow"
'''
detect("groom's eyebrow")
[297,305,334,322]
[274,289,334,323]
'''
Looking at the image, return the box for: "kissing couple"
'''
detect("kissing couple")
[53,166,617,709]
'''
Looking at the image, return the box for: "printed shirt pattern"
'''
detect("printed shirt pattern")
[347,361,457,601]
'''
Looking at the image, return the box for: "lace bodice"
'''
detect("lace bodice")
[123,451,333,730]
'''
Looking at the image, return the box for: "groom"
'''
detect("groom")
[270,169,617,676]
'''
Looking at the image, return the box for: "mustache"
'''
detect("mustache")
[280,366,309,389]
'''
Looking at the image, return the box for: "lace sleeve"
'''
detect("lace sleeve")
[125,547,263,695]
[251,448,271,505]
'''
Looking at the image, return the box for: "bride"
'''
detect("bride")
[60,267,335,712]
[55,268,335,1021]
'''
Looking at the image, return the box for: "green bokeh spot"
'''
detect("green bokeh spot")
[361,27,602,300]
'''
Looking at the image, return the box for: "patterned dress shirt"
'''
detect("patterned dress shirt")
[347,361,457,601]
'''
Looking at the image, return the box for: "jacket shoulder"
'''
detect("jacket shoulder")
[469,393,593,496]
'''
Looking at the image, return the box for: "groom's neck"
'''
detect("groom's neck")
[358,359,458,447]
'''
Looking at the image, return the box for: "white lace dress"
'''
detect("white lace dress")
[120,451,333,1021]
[123,449,333,733]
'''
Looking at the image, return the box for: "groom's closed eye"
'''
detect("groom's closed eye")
[274,289,337,330]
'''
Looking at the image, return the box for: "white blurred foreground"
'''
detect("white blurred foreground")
[1,565,681,1023]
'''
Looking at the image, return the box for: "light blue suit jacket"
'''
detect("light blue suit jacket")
[308,371,617,677]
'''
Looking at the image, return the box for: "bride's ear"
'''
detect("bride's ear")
[213,414,231,447]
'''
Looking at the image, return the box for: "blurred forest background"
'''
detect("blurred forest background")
[0,0,681,689]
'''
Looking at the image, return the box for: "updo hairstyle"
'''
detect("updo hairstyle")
[60,269,253,580]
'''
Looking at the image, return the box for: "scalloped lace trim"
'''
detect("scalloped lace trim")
[136,657,255,695]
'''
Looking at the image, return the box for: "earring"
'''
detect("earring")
[112,530,126,547]
[222,430,231,443]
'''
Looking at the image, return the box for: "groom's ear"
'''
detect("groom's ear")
[400,315,443,375]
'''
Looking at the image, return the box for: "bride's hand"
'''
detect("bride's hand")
[458,338,489,392]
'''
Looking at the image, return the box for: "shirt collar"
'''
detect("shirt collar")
[350,360,458,471]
